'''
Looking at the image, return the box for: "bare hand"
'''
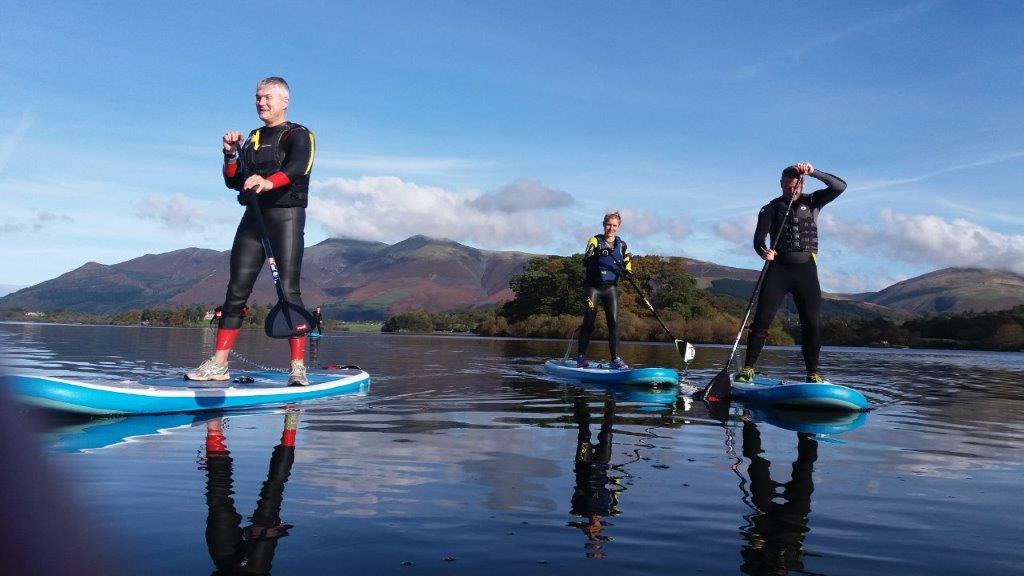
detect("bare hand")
[794,162,814,175]
[763,249,777,261]
[223,131,244,155]
[244,175,273,193]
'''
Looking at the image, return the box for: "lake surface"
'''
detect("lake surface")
[2,323,1023,575]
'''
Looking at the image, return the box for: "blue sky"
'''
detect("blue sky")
[2,1,1022,292]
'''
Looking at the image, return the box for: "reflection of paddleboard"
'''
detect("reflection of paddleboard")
[47,412,214,453]
[745,407,868,435]
[45,409,285,453]
[572,380,680,406]
[6,369,370,416]
[544,359,679,385]
[729,373,868,411]
[309,330,322,340]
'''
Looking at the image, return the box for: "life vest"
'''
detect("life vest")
[236,121,311,208]
[586,235,627,284]
[768,195,819,262]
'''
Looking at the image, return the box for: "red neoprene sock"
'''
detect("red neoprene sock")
[215,328,240,351]
[289,336,306,361]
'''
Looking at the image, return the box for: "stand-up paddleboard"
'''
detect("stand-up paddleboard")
[544,359,679,386]
[5,369,370,416]
[729,372,868,411]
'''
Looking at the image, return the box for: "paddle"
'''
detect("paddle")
[245,193,316,339]
[621,272,696,365]
[701,193,798,402]
[563,326,580,362]
[609,256,696,366]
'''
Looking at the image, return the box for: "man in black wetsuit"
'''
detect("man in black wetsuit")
[738,163,846,384]
[187,77,316,386]
[578,211,634,369]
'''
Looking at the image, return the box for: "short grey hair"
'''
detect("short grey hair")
[258,76,290,97]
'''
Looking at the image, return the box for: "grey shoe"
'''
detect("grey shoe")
[288,360,309,386]
[186,357,230,381]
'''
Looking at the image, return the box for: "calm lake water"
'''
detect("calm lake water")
[2,322,1023,575]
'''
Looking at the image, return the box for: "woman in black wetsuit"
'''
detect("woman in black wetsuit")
[738,162,846,384]
[186,77,316,386]
[577,211,634,369]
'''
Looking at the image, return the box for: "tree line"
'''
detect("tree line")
[381,255,1024,352]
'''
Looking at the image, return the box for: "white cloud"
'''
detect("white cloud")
[818,264,907,293]
[469,178,574,212]
[0,210,74,234]
[308,176,567,247]
[713,215,758,245]
[617,207,691,240]
[137,193,207,230]
[876,209,1024,274]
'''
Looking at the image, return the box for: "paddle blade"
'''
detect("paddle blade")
[702,368,732,403]
[675,340,696,363]
[265,301,317,339]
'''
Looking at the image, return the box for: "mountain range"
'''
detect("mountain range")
[3,236,1021,320]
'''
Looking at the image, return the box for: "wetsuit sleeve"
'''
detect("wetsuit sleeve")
[223,157,243,190]
[583,236,599,261]
[265,127,315,189]
[808,170,846,210]
[223,131,254,192]
[752,204,773,257]
[621,241,633,272]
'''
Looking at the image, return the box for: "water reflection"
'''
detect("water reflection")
[732,419,817,575]
[201,411,299,575]
[567,395,621,559]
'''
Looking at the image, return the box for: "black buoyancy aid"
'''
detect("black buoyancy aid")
[770,195,819,261]
[586,235,627,284]
[236,122,310,208]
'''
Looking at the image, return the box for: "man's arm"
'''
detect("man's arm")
[808,169,846,210]
[752,206,773,258]
[222,131,246,191]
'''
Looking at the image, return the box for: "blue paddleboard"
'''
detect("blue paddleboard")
[544,359,679,385]
[729,373,868,411]
[5,369,370,416]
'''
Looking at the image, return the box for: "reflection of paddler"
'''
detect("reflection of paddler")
[203,411,299,575]
[568,396,620,559]
[738,419,817,575]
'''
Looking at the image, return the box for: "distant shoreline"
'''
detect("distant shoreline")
[6,320,1019,354]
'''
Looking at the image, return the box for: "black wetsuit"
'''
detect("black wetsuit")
[219,122,315,330]
[744,170,845,375]
[579,235,632,360]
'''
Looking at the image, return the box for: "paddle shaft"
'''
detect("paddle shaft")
[720,193,799,372]
[246,193,289,303]
[623,273,681,342]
